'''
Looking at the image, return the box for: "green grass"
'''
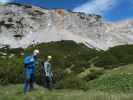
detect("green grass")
[1,41,133,99]
[1,84,133,100]
[88,64,133,93]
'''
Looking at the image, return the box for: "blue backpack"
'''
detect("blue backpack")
[24,56,34,65]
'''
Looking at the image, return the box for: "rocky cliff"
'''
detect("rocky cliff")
[0,3,133,50]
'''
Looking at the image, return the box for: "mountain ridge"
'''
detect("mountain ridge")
[0,3,133,50]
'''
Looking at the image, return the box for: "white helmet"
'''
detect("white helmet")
[33,49,39,55]
[48,55,52,59]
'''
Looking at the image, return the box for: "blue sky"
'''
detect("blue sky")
[0,0,133,22]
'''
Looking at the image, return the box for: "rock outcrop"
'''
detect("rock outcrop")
[0,3,133,50]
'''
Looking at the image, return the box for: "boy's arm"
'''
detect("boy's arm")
[44,63,48,76]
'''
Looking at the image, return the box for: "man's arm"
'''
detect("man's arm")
[24,64,27,68]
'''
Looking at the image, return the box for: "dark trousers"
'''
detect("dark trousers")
[44,77,53,90]
[24,73,34,94]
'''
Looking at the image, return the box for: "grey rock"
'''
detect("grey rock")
[0,3,133,50]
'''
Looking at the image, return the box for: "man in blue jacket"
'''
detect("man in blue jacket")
[24,49,39,94]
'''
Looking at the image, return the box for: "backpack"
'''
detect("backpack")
[24,56,34,65]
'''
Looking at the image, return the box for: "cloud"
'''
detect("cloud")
[73,0,116,15]
[0,0,11,3]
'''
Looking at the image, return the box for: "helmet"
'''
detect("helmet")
[48,55,52,59]
[33,49,39,55]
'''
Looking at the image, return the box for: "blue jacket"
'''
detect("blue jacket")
[24,55,37,77]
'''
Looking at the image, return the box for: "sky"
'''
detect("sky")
[0,0,133,22]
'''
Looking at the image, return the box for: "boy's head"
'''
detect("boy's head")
[48,56,52,61]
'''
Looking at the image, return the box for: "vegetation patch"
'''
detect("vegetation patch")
[88,64,133,93]
[1,41,133,91]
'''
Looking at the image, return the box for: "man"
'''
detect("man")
[43,56,53,90]
[24,49,39,94]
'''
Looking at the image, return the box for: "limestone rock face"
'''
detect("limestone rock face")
[0,3,133,50]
